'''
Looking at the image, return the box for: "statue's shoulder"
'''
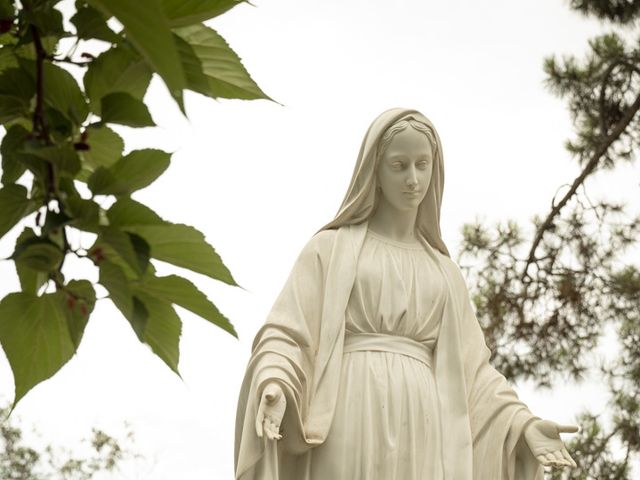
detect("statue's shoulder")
[304,228,338,257]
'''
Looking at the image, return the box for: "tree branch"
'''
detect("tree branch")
[521,89,640,281]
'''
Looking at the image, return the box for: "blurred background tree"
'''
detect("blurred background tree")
[0,403,140,479]
[457,1,640,478]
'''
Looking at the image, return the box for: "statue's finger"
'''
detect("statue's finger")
[552,451,568,467]
[557,424,579,434]
[536,454,550,466]
[561,449,577,468]
[544,453,556,465]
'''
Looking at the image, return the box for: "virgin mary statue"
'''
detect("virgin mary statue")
[234,108,578,479]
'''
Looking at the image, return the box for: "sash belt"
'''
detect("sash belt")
[343,332,433,369]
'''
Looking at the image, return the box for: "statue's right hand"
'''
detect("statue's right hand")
[255,382,286,440]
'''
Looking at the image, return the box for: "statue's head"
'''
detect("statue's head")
[318,107,450,257]
[375,117,438,214]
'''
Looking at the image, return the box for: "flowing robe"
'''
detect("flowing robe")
[234,221,543,480]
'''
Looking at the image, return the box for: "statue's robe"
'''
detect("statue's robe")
[235,221,543,479]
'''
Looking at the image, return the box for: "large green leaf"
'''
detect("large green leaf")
[71,3,120,43]
[41,62,89,124]
[83,46,152,115]
[12,237,64,273]
[0,184,36,240]
[139,274,236,336]
[64,196,100,231]
[100,91,155,127]
[78,125,124,181]
[135,291,181,374]
[174,24,271,101]
[86,0,186,111]
[0,67,35,100]
[62,280,96,348]
[0,94,27,123]
[27,143,81,177]
[88,149,170,196]
[107,197,164,225]
[106,198,238,285]
[162,0,243,27]
[1,124,29,184]
[98,226,150,275]
[13,228,49,295]
[130,223,237,285]
[0,292,76,407]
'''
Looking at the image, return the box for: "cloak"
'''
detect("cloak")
[234,220,544,480]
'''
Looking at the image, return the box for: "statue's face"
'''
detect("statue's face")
[376,127,433,212]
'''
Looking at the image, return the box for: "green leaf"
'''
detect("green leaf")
[107,197,164,225]
[13,228,48,295]
[27,144,81,177]
[12,237,64,273]
[174,24,271,101]
[100,91,155,127]
[62,280,96,348]
[88,149,170,196]
[0,94,26,123]
[139,274,236,336]
[135,291,181,374]
[131,223,237,285]
[64,197,100,231]
[0,292,76,406]
[1,124,30,184]
[86,0,186,111]
[18,60,90,124]
[162,0,243,27]
[78,125,124,181]
[24,6,65,37]
[0,47,18,74]
[107,198,237,285]
[0,184,36,240]
[98,260,133,314]
[0,67,35,100]
[83,45,152,115]
[98,226,150,275]
[71,4,119,43]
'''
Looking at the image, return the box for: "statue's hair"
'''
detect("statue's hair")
[377,118,438,161]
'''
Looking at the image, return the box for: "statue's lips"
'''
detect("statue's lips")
[403,191,421,196]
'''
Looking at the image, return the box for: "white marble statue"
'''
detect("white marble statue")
[234,108,579,479]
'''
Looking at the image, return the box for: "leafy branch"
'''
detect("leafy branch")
[0,0,273,410]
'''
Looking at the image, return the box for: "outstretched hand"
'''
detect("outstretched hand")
[524,418,579,469]
[255,382,286,441]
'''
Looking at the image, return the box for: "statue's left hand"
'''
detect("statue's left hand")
[524,418,579,468]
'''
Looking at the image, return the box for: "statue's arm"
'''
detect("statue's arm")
[446,256,579,471]
[250,229,335,442]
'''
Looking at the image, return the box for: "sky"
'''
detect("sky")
[0,0,638,478]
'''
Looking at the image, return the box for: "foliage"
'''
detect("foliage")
[458,1,640,477]
[0,0,271,409]
[0,404,139,479]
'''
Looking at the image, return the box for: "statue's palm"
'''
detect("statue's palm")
[255,382,286,440]
[524,418,578,468]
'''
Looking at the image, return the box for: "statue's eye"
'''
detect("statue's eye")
[391,162,403,169]
[417,161,429,169]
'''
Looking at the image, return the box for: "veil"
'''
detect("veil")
[316,107,450,257]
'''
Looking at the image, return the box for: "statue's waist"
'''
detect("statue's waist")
[343,332,433,369]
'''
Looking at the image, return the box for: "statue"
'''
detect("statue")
[234,108,579,479]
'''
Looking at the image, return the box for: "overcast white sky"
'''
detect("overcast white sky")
[1,0,638,478]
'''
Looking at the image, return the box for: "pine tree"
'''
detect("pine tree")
[457,1,640,478]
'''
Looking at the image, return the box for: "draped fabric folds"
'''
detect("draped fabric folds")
[234,221,543,479]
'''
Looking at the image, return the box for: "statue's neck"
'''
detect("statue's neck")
[367,200,419,243]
